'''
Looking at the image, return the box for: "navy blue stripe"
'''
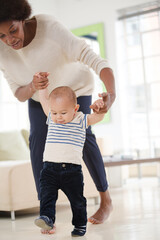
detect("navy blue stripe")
[84,114,87,129]
[48,128,85,136]
[47,134,85,142]
[46,141,83,148]
[47,135,85,142]
[48,127,86,136]
[46,137,85,145]
[49,122,83,130]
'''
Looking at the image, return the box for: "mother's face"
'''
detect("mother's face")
[0,20,24,50]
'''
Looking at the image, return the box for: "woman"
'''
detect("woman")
[0,0,115,224]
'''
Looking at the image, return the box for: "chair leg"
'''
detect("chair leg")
[11,211,15,221]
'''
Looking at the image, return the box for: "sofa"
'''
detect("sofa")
[0,130,98,220]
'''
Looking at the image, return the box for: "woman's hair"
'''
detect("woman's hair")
[0,0,32,23]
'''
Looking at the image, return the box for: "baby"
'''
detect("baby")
[35,85,105,237]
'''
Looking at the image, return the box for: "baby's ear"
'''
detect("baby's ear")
[75,104,80,112]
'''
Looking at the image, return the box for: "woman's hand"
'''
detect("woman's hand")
[32,72,49,90]
[90,98,104,113]
[90,92,115,114]
[15,72,50,102]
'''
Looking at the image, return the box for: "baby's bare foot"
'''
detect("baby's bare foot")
[41,226,56,234]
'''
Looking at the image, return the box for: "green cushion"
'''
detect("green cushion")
[0,130,30,161]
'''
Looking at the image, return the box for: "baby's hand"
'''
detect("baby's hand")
[90,99,104,113]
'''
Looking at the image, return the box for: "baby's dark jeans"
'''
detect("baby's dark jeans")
[39,161,87,227]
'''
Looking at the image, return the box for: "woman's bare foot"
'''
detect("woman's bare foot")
[41,226,56,234]
[88,190,113,224]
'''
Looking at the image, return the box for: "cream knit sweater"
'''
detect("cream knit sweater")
[0,14,110,101]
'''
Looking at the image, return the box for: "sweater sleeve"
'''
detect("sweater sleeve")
[52,19,111,76]
[78,45,111,75]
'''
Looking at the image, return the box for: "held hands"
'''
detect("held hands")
[90,98,104,113]
[90,92,115,114]
[31,72,49,91]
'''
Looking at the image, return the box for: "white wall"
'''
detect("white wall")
[28,0,154,154]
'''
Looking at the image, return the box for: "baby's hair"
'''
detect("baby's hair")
[49,86,77,105]
[0,0,32,23]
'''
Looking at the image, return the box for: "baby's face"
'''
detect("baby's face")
[50,96,78,124]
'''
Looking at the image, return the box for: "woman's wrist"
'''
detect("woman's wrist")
[108,92,116,101]
[29,81,36,94]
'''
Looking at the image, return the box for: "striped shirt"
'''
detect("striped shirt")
[43,111,88,164]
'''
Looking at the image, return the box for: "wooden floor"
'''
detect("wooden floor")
[0,178,160,240]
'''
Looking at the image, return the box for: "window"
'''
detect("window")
[117,2,160,158]
[82,35,103,105]
[0,72,29,131]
